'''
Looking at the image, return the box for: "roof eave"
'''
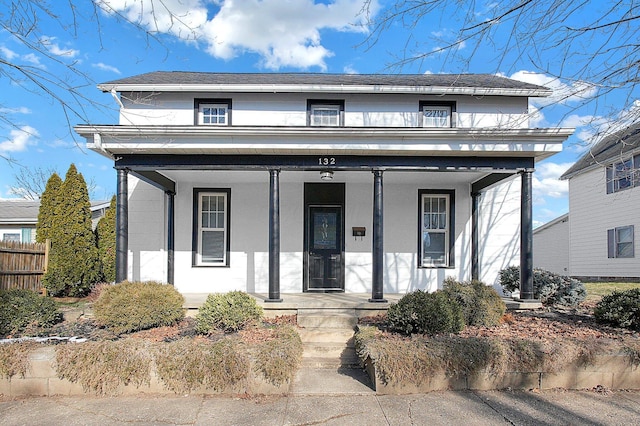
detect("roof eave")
[97,83,551,98]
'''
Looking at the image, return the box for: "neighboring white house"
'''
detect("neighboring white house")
[75,72,573,300]
[559,122,640,280]
[533,213,569,274]
[0,199,111,243]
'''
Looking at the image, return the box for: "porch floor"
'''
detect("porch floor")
[183,293,539,314]
[183,293,403,318]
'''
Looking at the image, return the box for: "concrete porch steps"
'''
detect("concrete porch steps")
[297,308,360,370]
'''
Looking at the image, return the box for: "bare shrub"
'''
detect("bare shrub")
[154,338,249,394]
[55,339,152,395]
[0,342,38,379]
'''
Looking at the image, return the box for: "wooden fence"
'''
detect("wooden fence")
[0,240,49,292]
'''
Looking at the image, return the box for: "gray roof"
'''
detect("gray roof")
[0,200,40,223]
[98,71,549,95]
[561,121,640,179]
[0,200,110,224]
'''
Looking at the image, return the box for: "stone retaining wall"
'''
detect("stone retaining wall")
[0,347,289,397]
[364,355,640,395]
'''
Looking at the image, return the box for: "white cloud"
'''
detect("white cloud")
[343,65,358,74]
[92,62,122,74]
[506,71,597,107]
[532,161,572,203]
[22,53,42,66]
[0,106,31,114]
[0,126,39,153]
[0,45,18,60]
[40,36,79,58]
[99,0,376,70]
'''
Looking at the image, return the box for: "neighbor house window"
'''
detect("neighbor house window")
[308,100,344,127]
[195,99,231,125]
[420,101,456,128]
[606,154,640,193]
[419,190,455,267]
[608,225,635,258]
[193,189,230,266]
[2,233,20,242]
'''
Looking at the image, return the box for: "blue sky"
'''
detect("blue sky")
[1,0,637,227]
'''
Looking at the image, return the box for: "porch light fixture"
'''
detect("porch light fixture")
[320,170,334,181]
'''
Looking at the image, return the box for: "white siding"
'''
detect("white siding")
[127,175,167,283]
[119,92,530,129]
[129,170,477,294]
[569,168,640,278]
[477,177,521,289]
[533,217,569,274]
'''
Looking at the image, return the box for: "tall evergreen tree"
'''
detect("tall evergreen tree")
[96,195,116,283]
[36,173,62,244]
[43,164,102,296]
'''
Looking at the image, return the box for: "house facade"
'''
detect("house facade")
[75,72,572,300]
[0,200,110,243]
[560,122,640,280]
[533,213,569,275]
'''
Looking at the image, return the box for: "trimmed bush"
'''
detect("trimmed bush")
[93,281,185,334]
[387,290,464,335]
[594,289,640,330]
[196,291,263,333]
[442,277,506,327]
[0,289,63,337]
[498,266,586,307]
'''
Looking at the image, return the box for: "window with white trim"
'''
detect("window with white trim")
[308,100,344,127]
[420,101,455,128]
[195,99,231,125]
[608,225,635,258]
[606,154,640,193]
[419,190,455,267]
[193,189,230,266]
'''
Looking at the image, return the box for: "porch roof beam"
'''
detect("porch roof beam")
[471,173,517,194]
[129,170,176,194]
[116,154,534,172]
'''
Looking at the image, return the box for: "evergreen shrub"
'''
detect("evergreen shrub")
[96,195,116,283]
[498,266,586,306]
[93,281,185,334]
[442,277,506,327]
[42,164,102,296]
[0,289,63,337]
[594,288,640,330]
[195,291,263,333]
[387,290,464,335]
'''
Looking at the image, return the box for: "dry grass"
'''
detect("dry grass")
[154,337,249,394]
[0,342,38,379]
[252,325,303,385]
[55,339,152,395]
[355,325,623,386]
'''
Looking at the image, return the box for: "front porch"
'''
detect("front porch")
[183,292,540,318]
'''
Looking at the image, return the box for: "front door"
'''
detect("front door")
[304,183,345,292]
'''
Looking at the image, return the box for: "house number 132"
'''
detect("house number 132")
[318,157,336,166]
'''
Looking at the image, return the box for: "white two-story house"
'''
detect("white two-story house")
[75,72,572,301]
[560,122,640,280]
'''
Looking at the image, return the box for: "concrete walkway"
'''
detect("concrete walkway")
[2,387,639,425]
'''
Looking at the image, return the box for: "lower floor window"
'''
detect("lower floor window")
[419,190,455,267]
[193,189,230,266]
[608,225,635,258]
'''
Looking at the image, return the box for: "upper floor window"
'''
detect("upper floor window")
[419,190,455,268]
[308,100,344,127]
[608,225,635,258]
[606,153,640,193]
[420,101,456,128]
[195,99,231,126]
